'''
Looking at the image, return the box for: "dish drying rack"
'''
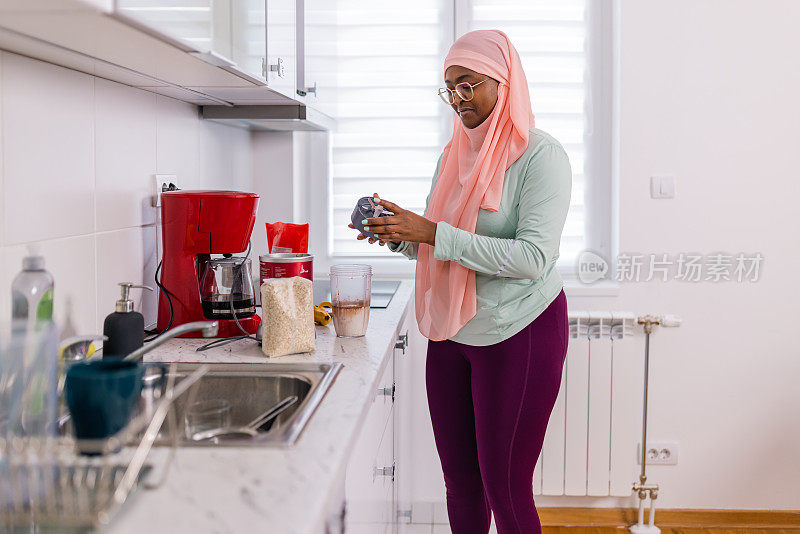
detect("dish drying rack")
[0,364,208,530]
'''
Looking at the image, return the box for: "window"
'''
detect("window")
[307,0,613,278]
[306,0,450,265]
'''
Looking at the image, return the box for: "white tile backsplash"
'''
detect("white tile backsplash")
[95,78,158,232]
[199,119,252,191]
[95,226,158,333]
[1,52,95,244]
[156,94,200,187]
[0,52,253,338]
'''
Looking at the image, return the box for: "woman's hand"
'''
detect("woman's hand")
[348,192,392,246]
[347,222,390,246]
[361,194,437,246]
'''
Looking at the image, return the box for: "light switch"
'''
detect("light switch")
[650,175,676,199]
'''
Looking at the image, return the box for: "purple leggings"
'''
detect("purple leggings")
[426,289,568,534]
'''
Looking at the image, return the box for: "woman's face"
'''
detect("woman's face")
[444,65,499,129]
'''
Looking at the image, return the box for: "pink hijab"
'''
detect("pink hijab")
[415,29,535,341]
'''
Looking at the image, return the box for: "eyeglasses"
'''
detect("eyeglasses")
[438,79,486,105]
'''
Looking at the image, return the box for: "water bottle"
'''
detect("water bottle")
[11,246,54,322]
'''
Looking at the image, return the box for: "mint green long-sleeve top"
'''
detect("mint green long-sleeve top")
[387,127,572,346]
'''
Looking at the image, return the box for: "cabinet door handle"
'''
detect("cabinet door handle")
[377,382,395,402]
[395,332,408,353]
[296,82,317,97]
[375,460,395,480]
[299,81,317,96]
[263,57,286,78]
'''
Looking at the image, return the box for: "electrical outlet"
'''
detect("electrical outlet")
[637,440,678,465]
[152,174,178,207]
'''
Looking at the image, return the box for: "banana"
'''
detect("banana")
[314,302,333,326]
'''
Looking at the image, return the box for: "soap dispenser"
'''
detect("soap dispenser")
[103,283,153,360]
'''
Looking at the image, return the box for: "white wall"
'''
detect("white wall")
[584,0,800,510]
[0,51,252,336]
[251,131,296,261]
[407,0,800,514]
[251,130,328,271]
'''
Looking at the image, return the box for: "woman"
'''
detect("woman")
[349,30,571,533]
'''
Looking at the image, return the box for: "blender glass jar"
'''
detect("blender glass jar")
[329,264,372,337]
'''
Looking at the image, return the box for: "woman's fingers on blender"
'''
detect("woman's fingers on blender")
[373,222,400,235]
[372,229,395,238]
[363,215,399,227]
[377,199,403,213]
[370,192,400,213]
[348,223,356,229]
[372,232,396,242]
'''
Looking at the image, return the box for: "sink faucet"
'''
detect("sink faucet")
[124,321,218,362]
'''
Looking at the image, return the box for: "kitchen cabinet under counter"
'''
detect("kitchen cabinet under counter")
[105,280,415,534]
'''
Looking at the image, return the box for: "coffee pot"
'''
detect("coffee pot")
[198,256,256,320]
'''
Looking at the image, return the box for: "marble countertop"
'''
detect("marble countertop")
[107,280,414,534]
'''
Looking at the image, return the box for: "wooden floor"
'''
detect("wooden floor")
[538,508,800,533]
[404,507,800,534]
[411,525,800,534]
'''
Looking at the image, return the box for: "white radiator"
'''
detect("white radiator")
[534,311,641,497]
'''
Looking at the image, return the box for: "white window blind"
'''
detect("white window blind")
[308,0,611,270]
[306,0,449,257]
[464,0,599,266]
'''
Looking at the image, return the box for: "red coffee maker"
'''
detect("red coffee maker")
[157,190,260,337]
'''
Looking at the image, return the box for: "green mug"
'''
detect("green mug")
[65,360,165,446]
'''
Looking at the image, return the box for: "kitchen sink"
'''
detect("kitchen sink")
[161,362,342,447]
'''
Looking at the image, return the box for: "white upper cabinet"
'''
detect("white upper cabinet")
[114,0,296,99]
[264,0,296,98]
[0,0,315,106]
[295,0,315,100]
[114,0,218,52]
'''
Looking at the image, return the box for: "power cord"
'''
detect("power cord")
[144,260,174,343]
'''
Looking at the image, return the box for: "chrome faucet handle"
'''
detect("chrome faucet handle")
[124,321,219,362]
